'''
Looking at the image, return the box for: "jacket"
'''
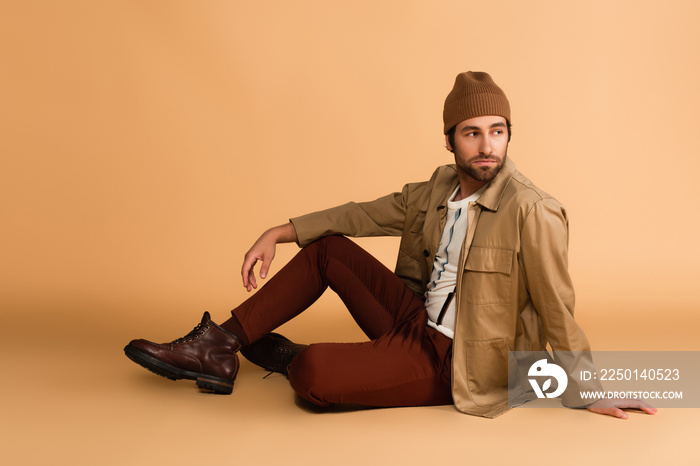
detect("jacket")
[290,158,597,417]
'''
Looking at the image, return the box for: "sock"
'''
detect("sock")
[220,312,250,346]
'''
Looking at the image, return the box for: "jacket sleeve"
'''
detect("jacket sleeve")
[520,198,603,406]
[290,187,411,248]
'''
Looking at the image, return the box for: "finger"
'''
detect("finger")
[620,398,657,414]
[242,265,250,289]
[640,406,657,415]
[260,255,272,279]
[638,400,657,413]
[248,268,258,290]
[241,255,258,289]
[595,407,628,419]
[588,405,628,419]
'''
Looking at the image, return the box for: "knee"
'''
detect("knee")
[312,235,357,264]
[288,344,335,406]
[300,236,354,271]
[312,235,351,253]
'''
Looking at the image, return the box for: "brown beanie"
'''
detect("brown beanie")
[443,71,510,134]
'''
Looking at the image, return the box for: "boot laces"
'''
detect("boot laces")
[172,322,210,344]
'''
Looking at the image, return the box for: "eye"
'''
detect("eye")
[465,131,478,137]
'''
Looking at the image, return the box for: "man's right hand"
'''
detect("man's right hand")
[241,223,298,292]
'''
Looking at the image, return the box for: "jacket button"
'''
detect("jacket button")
[423,249,429,257]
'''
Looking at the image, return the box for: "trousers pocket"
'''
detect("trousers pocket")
[465,338,510,407]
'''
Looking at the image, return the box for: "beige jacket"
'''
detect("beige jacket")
[290,158,596,417]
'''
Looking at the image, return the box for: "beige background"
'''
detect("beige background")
[1,1,699,464]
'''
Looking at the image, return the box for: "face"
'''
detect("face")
[446,115,509,183]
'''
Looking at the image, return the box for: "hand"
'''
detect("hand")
[586,398,657,419]
[241,231,277,291]
[241,223,298,292]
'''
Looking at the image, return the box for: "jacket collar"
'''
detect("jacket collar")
[474,157,516,212]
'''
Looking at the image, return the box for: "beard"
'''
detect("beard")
[455,152,507,182]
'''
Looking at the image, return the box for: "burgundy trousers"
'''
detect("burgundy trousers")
[229,235,453,408]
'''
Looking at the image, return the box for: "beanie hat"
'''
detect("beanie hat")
[443,71,510,134]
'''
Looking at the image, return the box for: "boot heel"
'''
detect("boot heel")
[196,376,234,394]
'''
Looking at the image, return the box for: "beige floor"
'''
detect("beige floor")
[3,300,698,466]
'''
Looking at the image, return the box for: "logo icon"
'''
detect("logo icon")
[528,359,568,398]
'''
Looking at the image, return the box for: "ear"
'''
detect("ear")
[445,134,453,152]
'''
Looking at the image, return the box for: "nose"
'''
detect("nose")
[479,135,492,155]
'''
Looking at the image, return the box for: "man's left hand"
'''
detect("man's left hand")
[586,398,657,419]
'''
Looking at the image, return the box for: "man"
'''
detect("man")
[125,72,655,419]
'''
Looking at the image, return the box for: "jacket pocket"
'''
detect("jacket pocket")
[464,247,513,305]
[409,210,426,233]
[399,209,427,262]
[465,338,510,407]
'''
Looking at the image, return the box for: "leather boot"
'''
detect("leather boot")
[124,311,241,394]
[240,333,308,377]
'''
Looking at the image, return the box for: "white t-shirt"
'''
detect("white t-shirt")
[424,184,486,338]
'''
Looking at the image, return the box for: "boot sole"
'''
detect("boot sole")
[124,344,234,394]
